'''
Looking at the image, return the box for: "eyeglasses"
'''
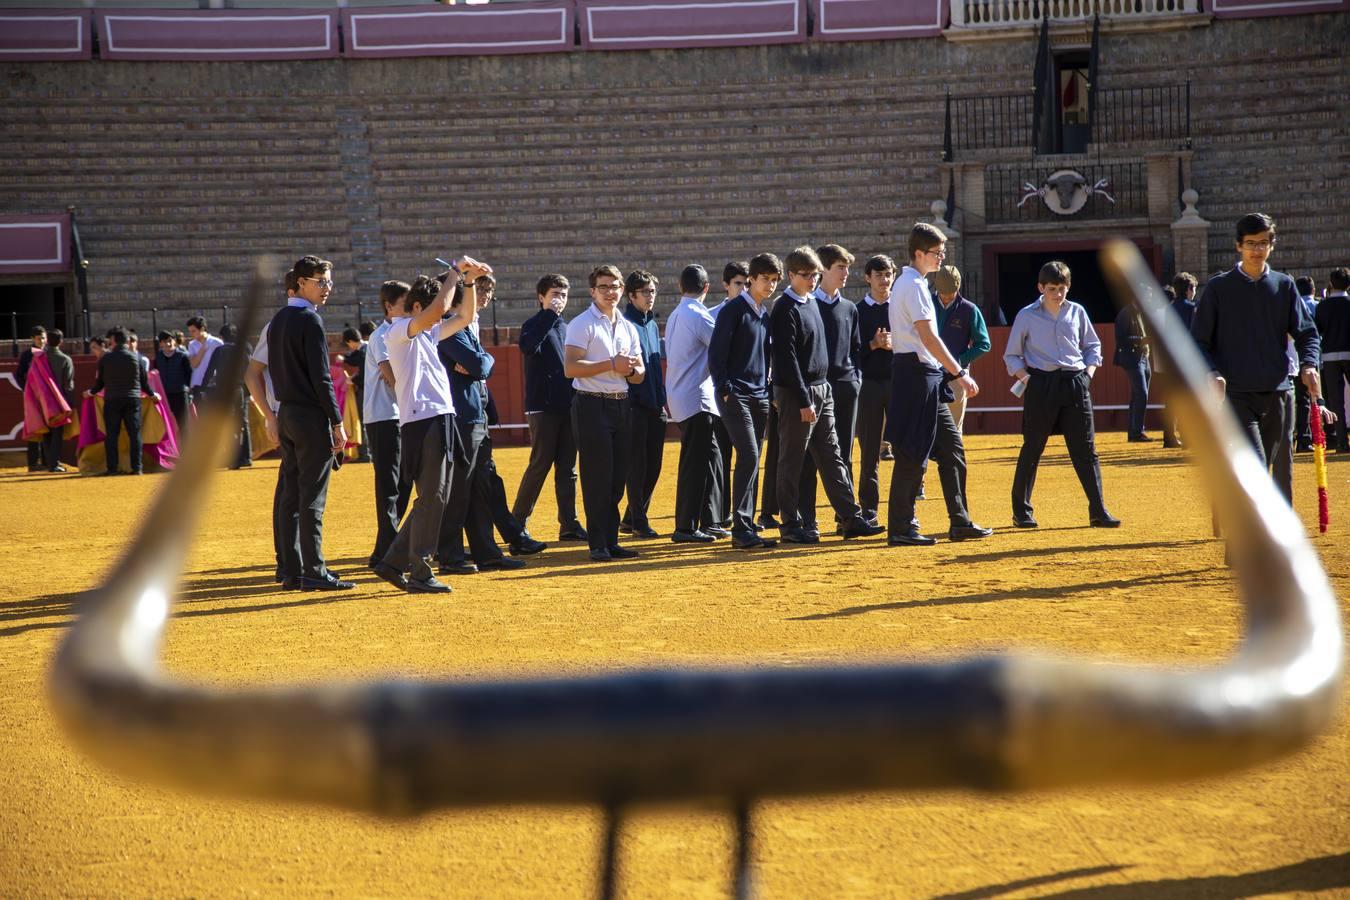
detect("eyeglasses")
[594,284,623,293]
[1240,241,1274,251]
[923,249,947,258]
[301,277,334,289]
[633,288,657,298]
[792,271,821,280]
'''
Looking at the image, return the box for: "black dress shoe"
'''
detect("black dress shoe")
[780,526,819,544]
[1163,439,1183,449]
[275,569,287,584]
[732,533,777,549]
[509,534,547,555]
[282,577,302,591]
[618,522,634,535]
[406,574,453,593]
[1296,442,1313,453]
[588,548,612,562]
[672,529,715,543]
[478,556,526,571]
[757,515,781,530]
[559,525,589,541]
[949,523,994,541]
[1089,512,1122,528]
[370,562,409,590]
[703,525,731,538]
[439,559,479,576]
[632,525,659,539]
[1013,516,1039,529]
[299,574,356,591]
[1127,433,1155,443]
[367,555,382,570]
[888,531,937,547]
[48,464,69,473]
[841,517,885,539]
[607,545,639,560]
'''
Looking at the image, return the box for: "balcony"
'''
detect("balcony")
[949,0,1209,36]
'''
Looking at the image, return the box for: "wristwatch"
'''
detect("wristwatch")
[953,368,967,380]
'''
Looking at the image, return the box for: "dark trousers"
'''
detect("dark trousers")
[856,377,891,516]
[1322,360,1350,450]
[166,390,190,438]
[479,431,527,543]
[513,409,580,530]
[573,394,629,553]
[798,377,860,526]
[1011,369,1107,521]
[1155,368,1181,444]
[1229,389,1294,502]
[272,460,293,575]
[889,404,972,537]
[27,439,43,469]
[674,411,721,533]
[716,392,769,538]
[1293,379,1312,449]
[712,415,733,527]
[365,418,410,562]
[230,391,252,468]
[382,414,454,581]
[1120,358,1151,437]
[774,383,861,528]
[353,387,370,460]
[439,421,503,564]
[622,400,666,531]
[103,396,143,474]
[276,404,335,580]
[760,402,779,518]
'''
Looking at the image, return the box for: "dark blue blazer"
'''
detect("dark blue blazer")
[519,308,573,414]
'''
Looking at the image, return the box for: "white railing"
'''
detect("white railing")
[952,0,1202,27]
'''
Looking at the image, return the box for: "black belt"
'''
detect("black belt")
[577,389,628,400]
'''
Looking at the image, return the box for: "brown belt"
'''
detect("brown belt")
[577,390,628,401]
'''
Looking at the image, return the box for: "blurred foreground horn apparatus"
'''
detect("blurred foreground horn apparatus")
[49,245,1341,819]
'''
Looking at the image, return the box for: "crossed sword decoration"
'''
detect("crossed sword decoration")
[48,242,1342,899]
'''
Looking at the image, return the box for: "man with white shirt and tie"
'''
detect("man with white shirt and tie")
[564,265,647,562]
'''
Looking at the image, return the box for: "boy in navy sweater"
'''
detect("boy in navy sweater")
[769,246,882,543]
[1191,213,1329,501]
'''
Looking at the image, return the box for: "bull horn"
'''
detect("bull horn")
[48,243,1341,817]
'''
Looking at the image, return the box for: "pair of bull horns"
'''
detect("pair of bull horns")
[47,242,1341,888]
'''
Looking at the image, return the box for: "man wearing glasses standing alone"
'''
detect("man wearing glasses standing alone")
[268,256,352,590]
[564,265,646,561]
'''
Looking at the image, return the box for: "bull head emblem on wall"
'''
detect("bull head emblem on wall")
[1018,169,1116,215]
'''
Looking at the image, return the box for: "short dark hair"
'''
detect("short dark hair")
[785,246,824,275]
[680,264,710,295]
[589,265,623,289]
[1038,261,1072,286]
[1330,267,1350,291]
[864,254,897,275]
[907,223,946,260]
[380,280,410,310]
[157,331,173,344]
[1171,272,1197,297]
[816,244,855,270]
[536,273,569,296]
[108,327,129,347]
[359,320,376,339]
[219,323,237,342]
[1235,212,1276,243]
[291,255,332,282]
[624,269,658,298]
[1295,276,1315,296]
[342,326,361,344]
[748,253,783,279]
[48,328,63,348]
[186,316,206,331]
[30,325,46,338]
[91,336,106,349]
[722,261,749,284]
[406,274,455,314]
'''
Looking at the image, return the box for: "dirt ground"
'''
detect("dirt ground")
[1,433,1347,899]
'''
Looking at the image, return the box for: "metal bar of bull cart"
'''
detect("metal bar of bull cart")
[46,245,1342,874]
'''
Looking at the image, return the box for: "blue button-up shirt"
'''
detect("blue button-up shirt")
[1004,296,1103,375]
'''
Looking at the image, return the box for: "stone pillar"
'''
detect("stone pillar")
[1171,189,1210,280]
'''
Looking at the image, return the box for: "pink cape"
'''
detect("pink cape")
[331,362,363,458]
[21,351,74,440]
[77,369,180,473]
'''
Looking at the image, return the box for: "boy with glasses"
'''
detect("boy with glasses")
[855,254,896,524]
[1191,212,1327,501]
[769,246,883,544]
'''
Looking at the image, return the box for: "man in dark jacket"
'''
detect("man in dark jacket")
[44,329,75,472]
[1315,267,1350,452]
[152,331,193,435]
[513,273,585,541]
[620,269,666,538]
[84,327,158,475]
[1114,299,1152,441]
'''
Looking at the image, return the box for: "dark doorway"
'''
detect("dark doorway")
[0,283,66,345]
[995,247,1115,325]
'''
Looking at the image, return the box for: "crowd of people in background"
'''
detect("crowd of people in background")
[14,212,1347,595]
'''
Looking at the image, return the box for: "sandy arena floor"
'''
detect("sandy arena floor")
[1,433,1347,898]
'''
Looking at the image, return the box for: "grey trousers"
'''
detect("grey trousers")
[774,383,861,529]
[382,414,453,581]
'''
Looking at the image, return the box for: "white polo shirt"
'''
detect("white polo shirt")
[664,295,718,422]
[888,266,939,367]
[362,319,399,425]
[188,334,224,389]
[564,303,642,395]
[247,321,279,412]
[384,317,455,426]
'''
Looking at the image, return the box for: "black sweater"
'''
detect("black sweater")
[815,294,861,383]
[266,304,341,424]
[1192,266,1318,393]
[708,293,771,399]
[90,347,147,399]
[518,307,574,414]
[770,290,829,409]
[1315,294,1350,357]
[857,298,891,381]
